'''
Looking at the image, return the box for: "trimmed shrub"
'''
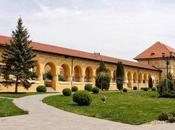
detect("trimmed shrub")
[152,87,156,91]
[72,86,78,92]
[123,88,127,92]
[158,113,168,121]
[168,115,175,123]
[84,84,93,91]
[133,86,137,90]
[36,85,46,92]
[62,88,72,96]
[73,90,92,106]
[92,87,99,94]
[143,87,148,91]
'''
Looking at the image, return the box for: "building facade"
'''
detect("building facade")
[0,36,174,92]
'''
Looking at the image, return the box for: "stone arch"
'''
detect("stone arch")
[127,71,132,88]
[143,73,148,83]
[84,66,93,82]
[133,72,138,83]
[44,62,57,89]
[138,73,142,83]
[73,65,82,82]
[59,64,70,81]
[113,70,116,82]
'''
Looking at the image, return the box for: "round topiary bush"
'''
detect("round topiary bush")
[92,87,99,94]
[158,113,168,121]
[62,88,72,96]
[144,87,148,91]
[73,90,92,106]
[84,84,93,92]
[123,88,127,92]
[133,86,137,90]
[71,86,78,92]
[36,85,46,92]
[152,87,156,91]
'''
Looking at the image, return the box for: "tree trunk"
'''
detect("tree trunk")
[15,77,19,93]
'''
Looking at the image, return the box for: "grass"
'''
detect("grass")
[0,98,28,117]
[43,91,175,125]
[0,92,54,98]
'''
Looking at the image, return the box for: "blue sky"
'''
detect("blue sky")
[0,0,175,60]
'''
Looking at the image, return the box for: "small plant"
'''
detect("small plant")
[36,85,46,92]
[158,113,168,121]
[92,87,99,94]
[152,87,156,91]
[123,88,127,92]
[143,87,148,91]
[73,90,92,106]
[133,86,137,90]
[168,115,175,123]
[101,95,107,103]
[71,86,78,92]
[62,88,72,96]
[84,84,93,91]
[58,75,65,81]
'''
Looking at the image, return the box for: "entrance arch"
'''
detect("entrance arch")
[44,62,56,89]
[59,64,70,81]
[73,65,82,82]
[84,66,93,82]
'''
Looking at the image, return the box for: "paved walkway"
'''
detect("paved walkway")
[0,94,174,130]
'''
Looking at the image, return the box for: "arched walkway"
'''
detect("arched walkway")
[73,65,82,82]
[133,72,138,83]
[84,66,93,82]
[127,71,132,88]
[59,64,70,81]
[43,62,56,89]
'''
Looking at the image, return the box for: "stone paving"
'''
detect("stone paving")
[0,94,174,130]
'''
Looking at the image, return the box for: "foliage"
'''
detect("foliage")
[62,88,72,96]
[133,86,137,90]
[158,113,168,121]
[152,87,156,91]
[84,84,93,91]
[43,91,175,125]
[158,78,175,98]
[0,98,28,117]
[58,75,65,81]
[116,62,124,90]
[92,87,99,94]
[73,90,92,106]
[71,86,78,92]
[123,88,128,92]
[95,61,111,90]
[148,77,153,89]
[36,85,46,92]
[1,18,36,93]
[43,71,52,80]
[143,87,148,91]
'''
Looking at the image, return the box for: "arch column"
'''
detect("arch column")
[37,63,45,84]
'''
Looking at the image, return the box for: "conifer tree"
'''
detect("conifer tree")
[1,18,36,93]
[116,62,124,90]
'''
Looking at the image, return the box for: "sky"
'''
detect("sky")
[0,0,175,61]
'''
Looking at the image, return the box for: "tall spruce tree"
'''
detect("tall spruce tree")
[95,61,111,90]
[1,18,36,93]
[116,62,124,90]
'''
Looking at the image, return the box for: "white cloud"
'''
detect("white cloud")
[0,0,175,60]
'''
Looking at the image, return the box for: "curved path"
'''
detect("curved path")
[0,94,174,130]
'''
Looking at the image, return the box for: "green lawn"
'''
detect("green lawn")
[0,92,54,98]
[43,91,175,125]
[0,98,27,117]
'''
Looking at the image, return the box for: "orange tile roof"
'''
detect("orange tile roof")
[0,35,159,71]
[135,41,175,60]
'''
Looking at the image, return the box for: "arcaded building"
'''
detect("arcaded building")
[0,35,174,92]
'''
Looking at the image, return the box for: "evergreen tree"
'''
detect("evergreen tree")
[116,62,124,90]
[148,77,153,89]
[1,18,36,93]
[95,61,111,90]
